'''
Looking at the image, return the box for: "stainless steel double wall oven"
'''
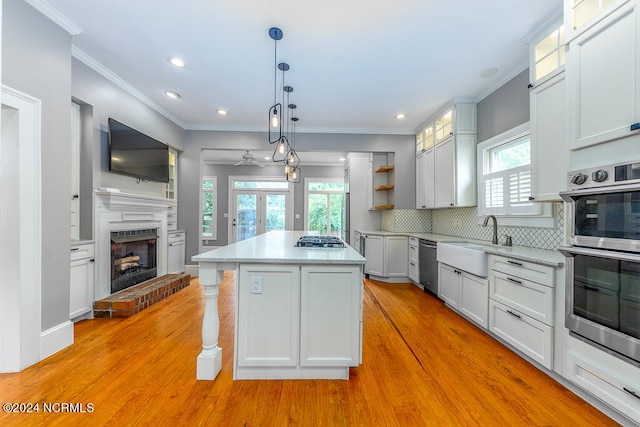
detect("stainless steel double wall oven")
[560,161,640,367]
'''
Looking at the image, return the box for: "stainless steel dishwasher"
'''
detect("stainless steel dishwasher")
[419,239,438,296]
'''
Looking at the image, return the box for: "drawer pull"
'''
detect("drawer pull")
[507,277,522,285]
[71,248,79,251]
[506,310,521,319]
[507,260,523,266]
[624,387,640,400]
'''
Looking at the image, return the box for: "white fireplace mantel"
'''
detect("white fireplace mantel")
[94,190,172,300]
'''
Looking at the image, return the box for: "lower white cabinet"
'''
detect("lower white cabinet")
[488,254,555,369]
[70,243,95,320]
[364,234,408,281]
[236,264,363,376]
[565,336,640,424]
[438,263,488,329]
[167,230,185,273]
[489,299,553,369]
[408,237,419,283]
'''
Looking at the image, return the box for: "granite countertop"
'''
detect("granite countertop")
[355,230,564,268]
[192,230,366,265]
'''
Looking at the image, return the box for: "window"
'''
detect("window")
[201,176,217,240]
[478,124,542,218]
[305,178,345,235]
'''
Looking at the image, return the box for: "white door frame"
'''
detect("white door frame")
[0,85,43,372]
[228,176,293,243]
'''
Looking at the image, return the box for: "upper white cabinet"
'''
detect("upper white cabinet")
[415,101,477,209]
[566,0,640,150]
[416,149,435,209]
[528,20,568,202]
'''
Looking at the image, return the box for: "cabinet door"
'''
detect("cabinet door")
[167,239,185,273]
[416,152,427,209]
[236,265,300,367]
[364,235,384,276]
[435,140,455,208]
[300,265,362,366]
[385,236,408,277]
[459,272,489,329]
[70,257,94,319]
[568,1,640,150]
[438,263,459,308]
[530,73,567,202]
[366,161,374,210]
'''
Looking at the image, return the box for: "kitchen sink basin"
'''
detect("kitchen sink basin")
[437,242,488,277]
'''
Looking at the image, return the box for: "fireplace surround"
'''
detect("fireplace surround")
[95,191,171,300]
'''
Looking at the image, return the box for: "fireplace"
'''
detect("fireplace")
[110,229,159,293]
[95,191,171,300]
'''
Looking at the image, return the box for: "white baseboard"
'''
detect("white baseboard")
[40,320,74,360]
[185,264,199,277]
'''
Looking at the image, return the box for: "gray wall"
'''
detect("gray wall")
[477,69,530,142]
[200,163,343,246]
[3,0,72,330]
[72,59,186,198]
[181,131,414,261]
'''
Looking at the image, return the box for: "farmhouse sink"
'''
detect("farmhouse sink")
[437,242,488,277]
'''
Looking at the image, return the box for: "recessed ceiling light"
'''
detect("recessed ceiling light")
[167,57,186,68]
[395,113,406,119]
[216,109,228,116]
[164,90,181,99]
[480,67,499,77]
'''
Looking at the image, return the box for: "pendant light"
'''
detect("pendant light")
[268,27,283,144]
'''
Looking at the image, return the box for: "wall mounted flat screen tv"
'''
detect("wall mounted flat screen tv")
[108,118,170,183]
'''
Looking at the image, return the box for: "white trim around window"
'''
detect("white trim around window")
[477,122,555,228]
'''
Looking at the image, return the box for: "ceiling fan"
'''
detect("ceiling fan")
[234,150,266,167]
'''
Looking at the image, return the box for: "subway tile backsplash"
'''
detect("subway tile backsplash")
[381,203,565,250]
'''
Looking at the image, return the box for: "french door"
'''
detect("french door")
[231,189,292,243]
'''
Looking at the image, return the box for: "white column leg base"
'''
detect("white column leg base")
[196,346,222,380]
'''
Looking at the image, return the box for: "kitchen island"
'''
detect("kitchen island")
[192,231,366,380]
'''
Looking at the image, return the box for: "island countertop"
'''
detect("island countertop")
[192,230,365,265]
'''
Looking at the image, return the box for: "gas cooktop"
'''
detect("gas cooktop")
[295,235,345,248]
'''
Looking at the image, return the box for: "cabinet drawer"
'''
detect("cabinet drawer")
[409,237,419,246]
[490,270,554,326]
[489,300,553,369]
[490,254,554,287]
[566,352,640,423]
[408,242,419,262]
[70,244,94,261]
[408,260,419,282]
[168,231,185,243]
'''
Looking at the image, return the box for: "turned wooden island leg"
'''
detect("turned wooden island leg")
[196,263,227,380]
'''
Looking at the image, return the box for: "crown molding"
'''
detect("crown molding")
[24,0,83,35]
[184,123,414,135]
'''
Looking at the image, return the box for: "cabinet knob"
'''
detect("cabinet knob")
[89,259,95,263]
[528,196,535,201]
[71,194,79,199]
[527,83,533,89]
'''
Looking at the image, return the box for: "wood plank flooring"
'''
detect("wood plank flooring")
[0,273,620,426]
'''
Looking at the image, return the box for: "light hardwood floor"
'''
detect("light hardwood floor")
[0,274,620,426]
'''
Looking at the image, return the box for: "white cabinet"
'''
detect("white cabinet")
[564,0,631,41]
[236,263,363,376]
[300,265,362,366]
[236,265,300,367]
[566,0,640,150]
[434,134,477,208]
[416,122,434,153]
[408,237,419,283]
[364,234,384,276]
[416,149,435,209]
[565,334,640,424]
[438,262,489,329]
[366,161,374,210]
[70,242,94,320]
[364,234,408,281]
[167,230,185,274]
[488,254,555,369]
[530,73,567,202]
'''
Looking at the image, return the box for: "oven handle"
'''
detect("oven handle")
[558,246,640,262]
[560,182,640,201]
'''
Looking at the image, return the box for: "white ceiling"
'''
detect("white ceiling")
[42,0,562,134]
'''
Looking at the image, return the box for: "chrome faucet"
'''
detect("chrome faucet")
[483,215,498,244]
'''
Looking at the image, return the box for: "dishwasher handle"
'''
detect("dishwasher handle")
[419,242,437,249]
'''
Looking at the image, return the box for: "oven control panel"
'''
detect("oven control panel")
[567,160,640,190]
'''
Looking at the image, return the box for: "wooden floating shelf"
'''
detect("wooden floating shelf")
[374,205,394,210]
[375,165,394,173]
[375,185,395,191]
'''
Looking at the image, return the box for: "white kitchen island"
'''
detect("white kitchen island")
[191,231,366,381]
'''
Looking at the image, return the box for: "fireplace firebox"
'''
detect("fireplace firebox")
[110,229,158,294]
